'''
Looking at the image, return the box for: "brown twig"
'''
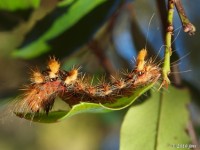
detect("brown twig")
[175,0,196,35]
[88,4,130,76]
[126,3,157,58]
[88,39,116,75]
[187,120,200,150]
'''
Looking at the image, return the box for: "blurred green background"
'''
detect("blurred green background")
[0,0,200,149]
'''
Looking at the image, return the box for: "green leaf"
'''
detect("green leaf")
[120,86,191,150]
[15,102,110,123]
[156,87,191,150]
[0,0,40,11]
[101,82,156,110]
[12,0,109,59]
[58,0,75,7]
[15,82,157,123]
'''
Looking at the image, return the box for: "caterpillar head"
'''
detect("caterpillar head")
[134,49,161,86]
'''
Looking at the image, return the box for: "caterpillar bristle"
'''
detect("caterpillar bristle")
[64,69,78,85]
[30,69,45,84]
[112,78,126,90]
[136,48,147,72]
[48,56,60,79]
[85,85,96,96]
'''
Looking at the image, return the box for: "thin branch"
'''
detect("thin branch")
[156,0,182,87]
[175,0,196,35]
[88,39,116,75]
[162,0,175,86]
[187,120,199,150]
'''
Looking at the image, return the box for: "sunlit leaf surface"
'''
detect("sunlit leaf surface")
[120,86,191,150]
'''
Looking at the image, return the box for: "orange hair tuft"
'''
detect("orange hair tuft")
[136,49,147,71]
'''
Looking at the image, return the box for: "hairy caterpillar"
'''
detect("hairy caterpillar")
[12,49,161,115]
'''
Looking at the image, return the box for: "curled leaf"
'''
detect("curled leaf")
[15,82,156,123]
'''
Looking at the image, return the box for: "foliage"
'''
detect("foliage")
[120,86,191,150]
[0,0,199,150]
[0,0,40,11]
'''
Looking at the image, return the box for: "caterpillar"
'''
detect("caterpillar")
[13,49,161,115]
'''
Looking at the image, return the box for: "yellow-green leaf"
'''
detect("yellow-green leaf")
[120,86,191,150]
[0,0,40,11]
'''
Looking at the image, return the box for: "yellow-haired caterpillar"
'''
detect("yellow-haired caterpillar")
[12,49,161,116]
